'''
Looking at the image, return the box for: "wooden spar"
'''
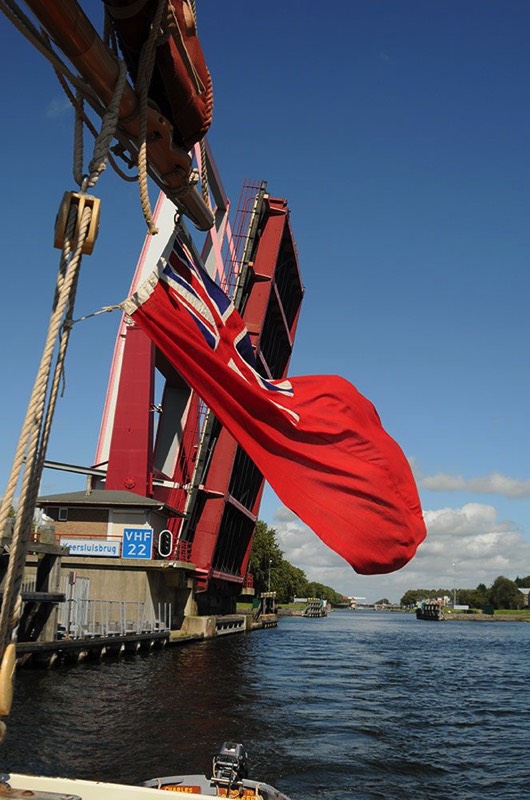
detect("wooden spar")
[23,0,214,231]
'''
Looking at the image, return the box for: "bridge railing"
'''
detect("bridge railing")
[175,539,192,562]
[58,599,172,639]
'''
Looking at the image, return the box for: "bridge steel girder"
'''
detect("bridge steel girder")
[104,324,155,497]
[98,189,303,605]
[184,196,304,603]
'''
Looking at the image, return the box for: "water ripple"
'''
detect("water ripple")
[1,612,529,799]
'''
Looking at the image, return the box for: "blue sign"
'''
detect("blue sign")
[122,528,153,560]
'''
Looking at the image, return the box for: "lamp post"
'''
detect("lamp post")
[268,559,272,591]
[452,561,457,607]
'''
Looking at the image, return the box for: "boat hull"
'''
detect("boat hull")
[3,772,291,800]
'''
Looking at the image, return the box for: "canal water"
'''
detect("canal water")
[1,610,529,799]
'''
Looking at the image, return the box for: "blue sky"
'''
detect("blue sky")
[1,1,530,602]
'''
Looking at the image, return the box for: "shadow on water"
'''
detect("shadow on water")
[2,611,529,800]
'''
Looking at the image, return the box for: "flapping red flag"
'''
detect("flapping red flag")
[123,234,426,574]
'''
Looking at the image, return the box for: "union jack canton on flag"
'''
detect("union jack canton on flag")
[164,237,299,422]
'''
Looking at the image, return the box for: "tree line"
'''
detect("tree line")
[248,521,345,605]
[248,521,530,611]
[400,575,530,610]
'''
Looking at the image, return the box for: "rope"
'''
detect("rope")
[0,0,100,105]
[103,7,119,55]
[86,61,128,188]
[65,304,123,328]
[0,53,129,677]
[0,204,90,655]
[187,1,210,206]
[199,138,210,207]
[54,66,138,184]
[1,0,207,232]
[134,0,168,236]
[73,92,85,189]
[0,3,141,191]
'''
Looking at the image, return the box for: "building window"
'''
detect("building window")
[58,508,68,522]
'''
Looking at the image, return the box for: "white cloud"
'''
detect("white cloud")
[419,471,530,498]
[270,502,530,605]
[46,96,72,119]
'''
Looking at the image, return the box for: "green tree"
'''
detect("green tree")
[400,590,421,608]
[248,520,345,604]
[375,598,390,606]
[486,576,522,610]
[458,588,486,608]
[474,585,487,605]
[273,561,308,604]
[514,575,530,587]
[400,589,444,607]
[306,581,344,606]
[248,521,284,596]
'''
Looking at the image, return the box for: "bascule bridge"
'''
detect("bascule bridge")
[39,167,304,622]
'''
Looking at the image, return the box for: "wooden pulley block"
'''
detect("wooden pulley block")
[54,191,101,255]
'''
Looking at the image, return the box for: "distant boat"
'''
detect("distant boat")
[416,601,445,621]
[303,598,329,617]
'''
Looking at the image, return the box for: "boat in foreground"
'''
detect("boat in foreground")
[3,774,290,800]
[3,742,291,800]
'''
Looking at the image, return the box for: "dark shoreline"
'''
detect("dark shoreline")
[445,612,530,622]
[277,608,530,622]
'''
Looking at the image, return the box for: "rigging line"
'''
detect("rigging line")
[81,65,195,211]
[63,304,124,329]
[187,0,209,207]
[35,206,94,501]
[39,63,129,484]
[199,138,210,208]
[0,50,130,712]
[0,204,91,666]
[133,0,168,235]
[1,2,136,186]
[52,53,138,185]
[85,60,128,187]
[103,5,119,55]
[1,0,204,220]
[0,0,100,106]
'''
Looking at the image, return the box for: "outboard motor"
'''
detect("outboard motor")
[212,742,248,786]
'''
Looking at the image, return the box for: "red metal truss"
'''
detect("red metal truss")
[99,186,303,600]
[184,195,304,598]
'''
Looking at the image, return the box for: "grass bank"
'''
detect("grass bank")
[445,608,530,622]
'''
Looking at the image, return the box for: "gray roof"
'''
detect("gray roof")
[37,490,183,517]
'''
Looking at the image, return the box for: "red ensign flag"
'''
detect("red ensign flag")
[123,235,426,574]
